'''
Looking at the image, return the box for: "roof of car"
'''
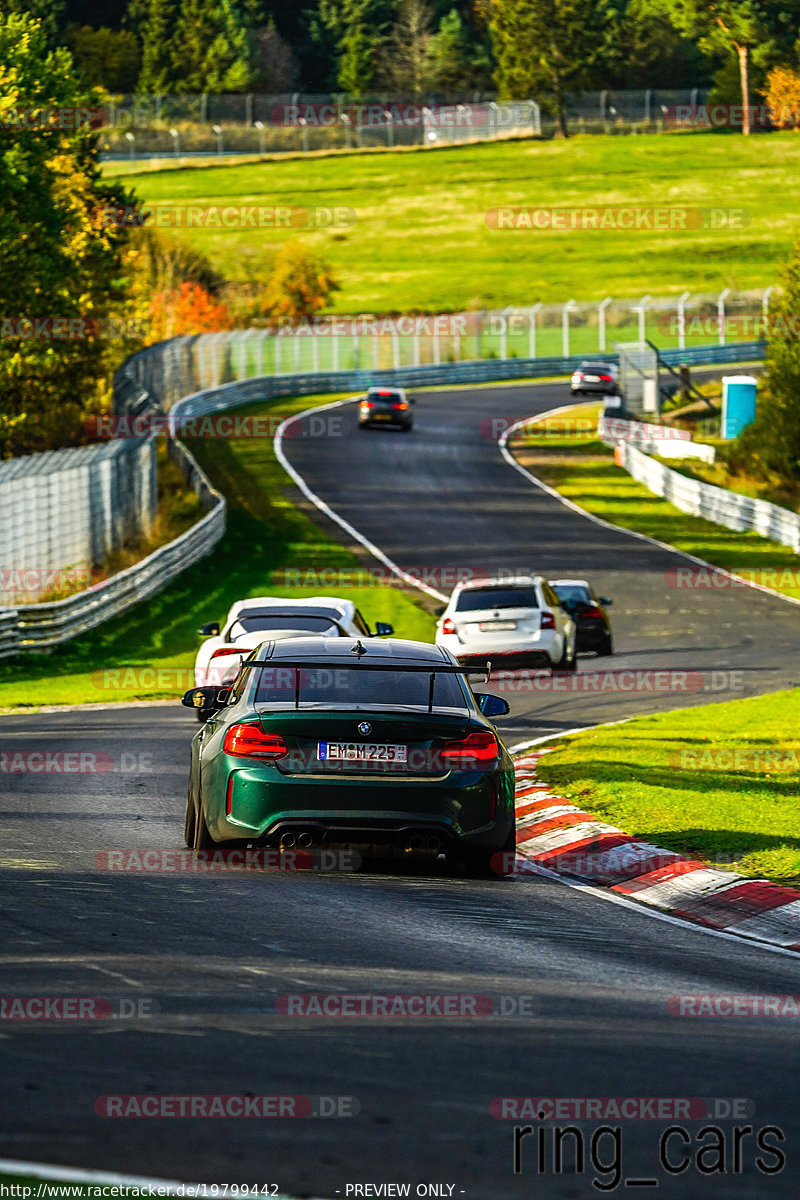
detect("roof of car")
[550,579,590,588]
[453,575,541,591]
[253,636,454,666]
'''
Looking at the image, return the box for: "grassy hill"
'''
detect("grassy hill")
[105,133,800,313]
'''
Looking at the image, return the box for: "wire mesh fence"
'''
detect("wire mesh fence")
[98,88,712,160]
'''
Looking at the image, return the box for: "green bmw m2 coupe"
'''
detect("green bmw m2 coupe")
[181,636,516,876]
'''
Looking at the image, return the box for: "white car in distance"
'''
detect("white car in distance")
[435,576,576,672]
[193,596,394,721]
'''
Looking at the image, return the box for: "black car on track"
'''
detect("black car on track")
[358,386,414,431]
[550,579,614,656]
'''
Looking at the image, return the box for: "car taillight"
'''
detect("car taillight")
[540,611,556,629]
[222,724,288,759]
[440,730,497,766]
[582,605,603,618]
[210,647,242,660]
[441,617,456,635]
[598,375,614,383]
[393,402,409,410]
[361,401,374,409]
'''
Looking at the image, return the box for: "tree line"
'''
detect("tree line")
[3,0,799,109]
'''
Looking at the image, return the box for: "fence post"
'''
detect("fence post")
[633,294,651,344]
[677,290,691,350]
[644,89,652,122]
[562,300,577,358]
[598,296,612,352]
[717,287,731,346]
[528,303,542,358]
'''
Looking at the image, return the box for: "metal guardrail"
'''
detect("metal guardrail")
[616,441,800,551]
[0,440,225,661]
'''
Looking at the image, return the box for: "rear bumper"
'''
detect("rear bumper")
[437,631,559,666]
[575,621,609,649]
[205,759,515,850]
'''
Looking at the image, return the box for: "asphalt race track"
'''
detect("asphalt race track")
[2,380,800,1197]
[284,381,800,741]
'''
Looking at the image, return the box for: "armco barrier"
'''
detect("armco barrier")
[616,440,800,551]
[0,438,224,661]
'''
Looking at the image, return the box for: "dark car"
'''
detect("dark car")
[570,361,619,396]
[550,579,614,656]
[182,636,516,876]
[358,386,414,431]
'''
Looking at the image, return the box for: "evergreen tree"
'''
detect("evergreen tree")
[170,0,252,92]
[487,0,618,136]
[137,0,177,93]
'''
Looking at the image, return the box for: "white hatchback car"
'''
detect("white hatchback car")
[193,596,393,720]
[435,576,576,671]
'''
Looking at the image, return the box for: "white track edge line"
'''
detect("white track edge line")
[498,404,800,609]
[274,396,447,602]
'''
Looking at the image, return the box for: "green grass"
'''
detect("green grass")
[103,133,800,313]
[0,392,435,710]
[512,404,800,601]
[534,689,800,885]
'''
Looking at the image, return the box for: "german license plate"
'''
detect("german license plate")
[317,742,408,763]
[373,413,392,420]
[584,375,599,382]
[479,620,517,631]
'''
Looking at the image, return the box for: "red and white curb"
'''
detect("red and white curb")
[511,750,800,952]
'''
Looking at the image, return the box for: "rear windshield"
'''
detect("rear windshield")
[455,586,538,612]
[552,585,591,605]
[231,615,341,638]
[254,666,469,711]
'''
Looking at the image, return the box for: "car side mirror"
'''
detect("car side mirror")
[475,692,510,718]
[181,685,231,711]
[599,597,612,607]
[199,622,220,637]
[374,622,394,636]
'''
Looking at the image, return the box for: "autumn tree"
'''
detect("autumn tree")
[0,12,133,456]
[259,241,340,323]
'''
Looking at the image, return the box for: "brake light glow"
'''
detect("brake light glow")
[210,646,242,660]
[222,724,288,759]
[582,605,603,618]
[598,375,614,383]
[393,402,409,410]
[440,730,497,766]
[361,401,374,409]
[540,611,556,629]
[441,617,456,635]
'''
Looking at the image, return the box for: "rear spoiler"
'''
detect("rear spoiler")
[241,655,492,711]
